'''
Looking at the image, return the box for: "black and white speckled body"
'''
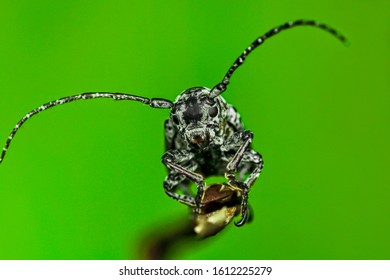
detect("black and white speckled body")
[162,87,262,219]
[0,20,347,226]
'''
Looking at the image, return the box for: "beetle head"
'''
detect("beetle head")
[170,87,226,148]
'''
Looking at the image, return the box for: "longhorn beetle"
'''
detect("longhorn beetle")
[0,20,347,227]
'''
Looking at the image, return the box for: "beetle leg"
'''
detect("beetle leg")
[235,155,263,226]
[163,172,196,207]
[224,130,254,187]
[224,130,264,226]
[162,150,205,211]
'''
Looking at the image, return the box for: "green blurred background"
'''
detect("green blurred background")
[0,0,389,259]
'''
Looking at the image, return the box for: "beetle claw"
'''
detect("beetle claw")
[234,207,248,227]
[234,191,250,227]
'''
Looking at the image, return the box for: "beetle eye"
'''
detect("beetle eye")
[208,106,218,118]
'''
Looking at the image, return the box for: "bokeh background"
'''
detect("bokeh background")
[0,0,388,259]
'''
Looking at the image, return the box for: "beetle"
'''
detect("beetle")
[0,19,346,226]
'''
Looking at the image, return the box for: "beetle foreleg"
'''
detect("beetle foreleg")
[224,130,254,187]
[163,172,197,207]
[162,150,205,211]
[223,130,264,226]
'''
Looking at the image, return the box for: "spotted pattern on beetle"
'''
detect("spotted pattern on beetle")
[0,19,347,227]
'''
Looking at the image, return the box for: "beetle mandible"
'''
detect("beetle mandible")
[0,20,347,226]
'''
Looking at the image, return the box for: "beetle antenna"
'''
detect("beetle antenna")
[0,92,173,164]
[210,19,348,98]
